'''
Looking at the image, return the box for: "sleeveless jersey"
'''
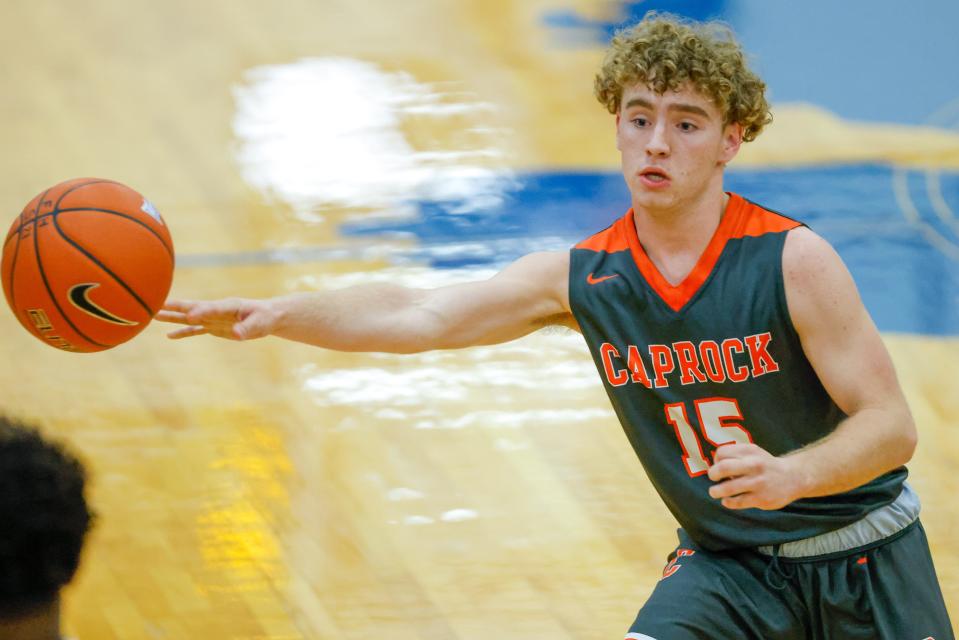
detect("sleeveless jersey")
[568,193,906,551]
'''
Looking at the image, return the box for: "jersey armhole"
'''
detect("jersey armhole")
[777,226,806,344]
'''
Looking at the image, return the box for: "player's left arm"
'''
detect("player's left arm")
[708,226,917,510]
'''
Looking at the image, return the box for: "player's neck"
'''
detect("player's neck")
[0,600,63,640]
[632,185,729,286]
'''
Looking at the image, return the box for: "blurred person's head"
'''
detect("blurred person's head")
[0,416,93,640]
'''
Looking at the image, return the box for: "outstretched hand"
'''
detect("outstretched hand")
[156,298,278,341]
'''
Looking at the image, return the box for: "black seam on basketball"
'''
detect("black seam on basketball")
[4,219,24,308]
[49,179,168,259]
[4,213,22,244]
[50,179,172,258]
[6,222,22,311]
[55,208,173,258]
[53,179,121,211]
[7,179,116,239]
[51,213,155,317]
[6,190,49,311]
[32,205,106,348]
[17,208,174,259]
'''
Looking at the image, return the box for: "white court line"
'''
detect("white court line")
[892,167,959,261]
[926,170,959,235]
[890,97,959,260]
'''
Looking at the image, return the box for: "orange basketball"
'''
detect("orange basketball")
[1,178,175,352]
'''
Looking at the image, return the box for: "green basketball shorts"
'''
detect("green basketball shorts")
[627,520,953,640]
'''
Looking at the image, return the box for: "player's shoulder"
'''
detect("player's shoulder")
[497,251,570,296]
[781,226,862,333]
[782,226,845,281]
[508,250,569,275]
[573,212,631,254]
[498,251,575,322]
[724,194,828,270]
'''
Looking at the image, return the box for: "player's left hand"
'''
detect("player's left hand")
[707,443,806,510]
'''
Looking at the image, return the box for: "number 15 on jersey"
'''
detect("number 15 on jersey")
[664,397,754,476]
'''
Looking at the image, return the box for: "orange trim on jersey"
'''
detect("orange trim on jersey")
[624,194,743,312]
[620,193,801,312]
[574,216,631,253]
[732,198,802,238]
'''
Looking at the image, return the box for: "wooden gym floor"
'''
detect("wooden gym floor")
[1,1,957,638]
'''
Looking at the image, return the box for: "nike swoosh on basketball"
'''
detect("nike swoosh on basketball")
[587,273,620,285]
[68,283,139,326]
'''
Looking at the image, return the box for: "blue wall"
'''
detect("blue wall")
[545,0,959,126]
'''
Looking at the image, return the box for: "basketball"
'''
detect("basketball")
[1,178,175,352]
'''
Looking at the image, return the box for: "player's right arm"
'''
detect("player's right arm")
[157,251,576,353]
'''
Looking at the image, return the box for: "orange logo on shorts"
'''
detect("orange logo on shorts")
[661,548,695,580]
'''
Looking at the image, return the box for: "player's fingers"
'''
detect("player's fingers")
[166,325,209,340]
[155,310,189,324]
[720,494,755,510]
[163,299,198,313]
[707,457,750,482]
[712,443,757,462]
[184,299,247,324]
[709,476,756,499]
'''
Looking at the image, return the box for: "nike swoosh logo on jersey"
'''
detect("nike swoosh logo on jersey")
[68,283,139,326]
[587,272,620,285]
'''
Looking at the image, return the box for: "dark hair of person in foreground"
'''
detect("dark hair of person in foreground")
[0,415,94,640]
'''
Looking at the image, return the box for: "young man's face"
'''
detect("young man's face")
[616,82,742,213]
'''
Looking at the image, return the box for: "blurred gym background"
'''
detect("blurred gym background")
[1,1,956,637]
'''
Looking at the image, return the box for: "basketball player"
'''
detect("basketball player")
[159,14,954,639]
[0,416,93,640]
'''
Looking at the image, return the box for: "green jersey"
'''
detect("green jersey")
[569,193,905,551]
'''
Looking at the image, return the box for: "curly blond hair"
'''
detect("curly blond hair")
[594,13,771,142]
